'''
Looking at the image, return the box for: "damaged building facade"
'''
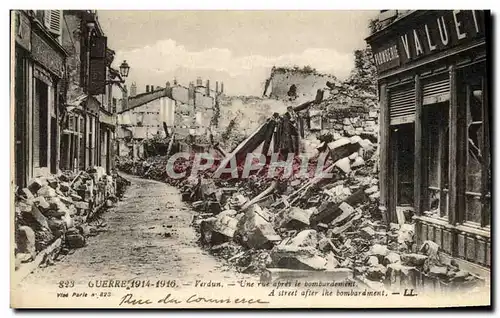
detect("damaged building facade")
[366,10,490,276]
[13,10,126,183]
[116,78,222,159]
[12,10,131,278]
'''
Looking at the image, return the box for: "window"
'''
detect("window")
[43,10,63,44]
[425,103,449,218]
[464,74,490,226]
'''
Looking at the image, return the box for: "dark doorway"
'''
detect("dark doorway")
[14,50,27,186]
[391,123,415,207]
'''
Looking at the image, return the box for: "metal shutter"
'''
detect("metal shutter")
[389,85,415,125]
[423,77,450,105]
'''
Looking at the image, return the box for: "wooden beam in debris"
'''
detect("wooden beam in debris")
[293,89,324,112]
[241,180,278,211]
[213,121,271,176]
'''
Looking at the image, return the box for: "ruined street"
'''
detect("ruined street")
[15,174,252,294]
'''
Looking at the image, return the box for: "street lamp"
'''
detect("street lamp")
[119,60,130,78]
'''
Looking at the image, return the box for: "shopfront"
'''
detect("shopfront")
[366,10,490,274]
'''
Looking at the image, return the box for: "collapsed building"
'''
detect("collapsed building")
[117,83,485,295]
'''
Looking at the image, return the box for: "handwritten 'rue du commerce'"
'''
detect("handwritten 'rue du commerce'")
[119,293,270,306]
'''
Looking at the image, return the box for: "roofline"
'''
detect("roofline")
[117,89,173,114]
[365,10,421,43]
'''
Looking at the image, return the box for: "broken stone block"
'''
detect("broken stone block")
[27,178,47,195]
[17,226,36,258]
[45,197,69,218]
[369,244,389,262]
[213,213,239,238]
[16,200,33,213]
[33,197,51,212]
[106,199,114,208]
[369,192,380,201]
[428,265,448,277]
[335,157,351,174]
[385,263,417,287]
[383,252,401,266]
[66,232,86,249]
[327,138,361,163]
[389,223,400,231]
[20,188,35,200]
[28,205,49,229]
[37,185,57,198]
[237,204,281,249]
[397,223,415,246]
[48,218,67,238]
[348,152,358,160]
[351,156,365,168]
[59,182,70,193]
[46,176,59,189]
[366,255,379,266]
[401,253,428,267]
[279,207,313,229]
[338,201,355,216]
[366,264,387,281]
[365,185,379,195]
[232,194,249,207]
[287,229,318,248]
[325,252,339,270]
[271,245,327,271]
[360,226,376,240]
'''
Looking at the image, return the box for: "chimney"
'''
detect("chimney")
[151,84,155,92]
[146,85,150,93]
[130,82,137,97]
[221,82,224,94]
[206,80,210,96]
[196,77,203,87]
[188,82,195,105]
[173,78,178,85]
[216,81,219,94]
[166,81,171,89]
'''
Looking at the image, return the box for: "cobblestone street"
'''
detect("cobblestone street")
[14,174,252,304]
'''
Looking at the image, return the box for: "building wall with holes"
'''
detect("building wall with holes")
[264,68,337,102]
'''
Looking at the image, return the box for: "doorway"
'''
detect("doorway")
[391,123,415,208]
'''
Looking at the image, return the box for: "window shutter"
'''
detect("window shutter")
[389,85,415,125]
[44,10,62,36]
[422,77,450,105]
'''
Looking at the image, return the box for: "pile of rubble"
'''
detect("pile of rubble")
[115,89,483,293]
[180,137,481,292]
[14,168,129,271]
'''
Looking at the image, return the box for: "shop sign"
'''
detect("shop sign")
[31,31,64,78]
[372,10,486,73]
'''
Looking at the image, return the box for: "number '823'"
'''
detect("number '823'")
[58,280,75,288]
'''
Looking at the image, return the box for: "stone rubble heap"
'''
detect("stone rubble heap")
[14,168,130,271]
[116,134,482,293]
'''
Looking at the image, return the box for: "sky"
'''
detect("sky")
[98,10,378,96]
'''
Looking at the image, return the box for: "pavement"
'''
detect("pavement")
[13,173,253,303]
